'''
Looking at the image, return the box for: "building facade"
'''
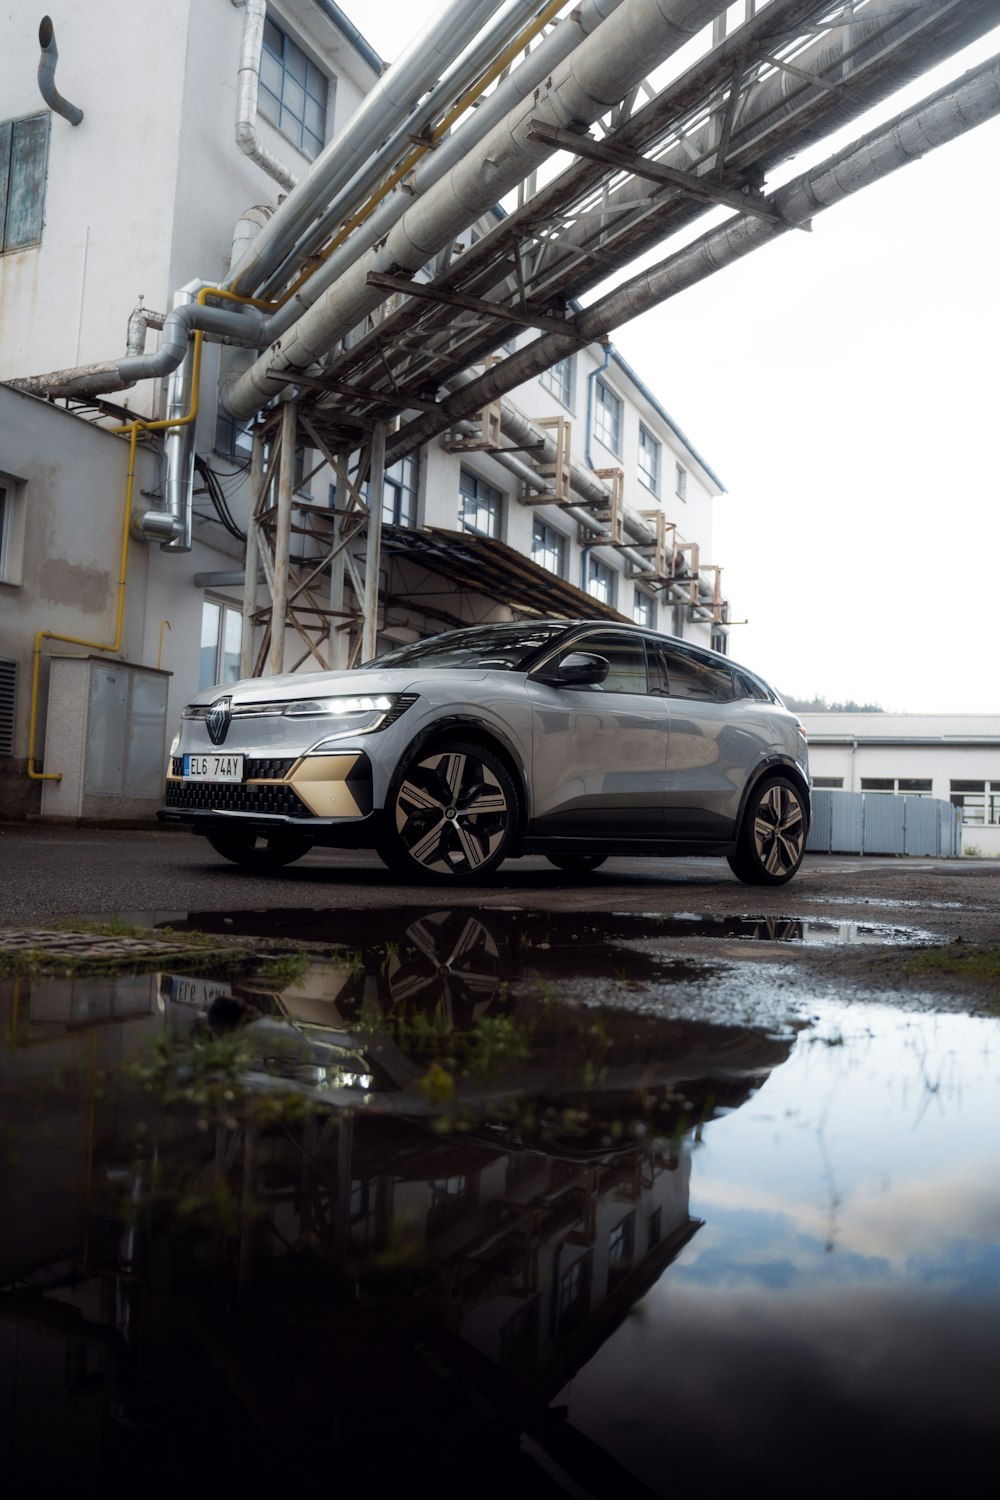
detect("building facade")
[1,0,728,821]
[802,713,1000,856]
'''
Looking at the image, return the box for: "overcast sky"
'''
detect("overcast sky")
[335,1,1000,713]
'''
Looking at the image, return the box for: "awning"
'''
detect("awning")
[381,525,628,623]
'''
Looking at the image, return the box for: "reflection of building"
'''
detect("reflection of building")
[803,713,1000,856]
[0,916,792,1489]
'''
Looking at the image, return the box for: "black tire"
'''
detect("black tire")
[205,828,312,871]
[378,739,519,883]
[727,776,808,886]
[545,853,608,874]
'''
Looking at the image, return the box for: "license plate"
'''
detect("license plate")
[183,753,244,781]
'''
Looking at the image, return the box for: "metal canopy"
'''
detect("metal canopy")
[381,526,629,623]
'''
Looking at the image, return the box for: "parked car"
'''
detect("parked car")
[159,620,809,884]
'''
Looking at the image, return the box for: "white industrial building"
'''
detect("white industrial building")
[803,713,1000,857]
[0,0,727,823]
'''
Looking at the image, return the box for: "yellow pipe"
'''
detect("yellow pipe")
[156,619,172,670]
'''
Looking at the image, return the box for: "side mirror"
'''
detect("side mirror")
[532,651,610,688]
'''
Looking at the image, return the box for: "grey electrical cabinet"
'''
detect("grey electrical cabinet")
[40,657,170,821]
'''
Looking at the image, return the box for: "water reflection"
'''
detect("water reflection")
[1,908,998,1494]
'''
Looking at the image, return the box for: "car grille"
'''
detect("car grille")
[170,757,297,779]
[164,780,311,817]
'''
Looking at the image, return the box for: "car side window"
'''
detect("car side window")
[561,632,649,694]
[655,644,735,703]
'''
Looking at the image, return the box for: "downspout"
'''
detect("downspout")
[37,16,83,126]
[232,0,298,193]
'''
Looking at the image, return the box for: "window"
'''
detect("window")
[532,518,566,578]
[594,378,622,455]
[862,777,933,797]
[608,1212,635,1286]
[638,425,660,494]
[459,468,502,538]
[260,17,329,160]
[633,590,655,629]
[383,453,419,528]
[427,1175,472,1235]
[655,644,735,703]
[557,1252,593,1339]
[1,114,49,252]
[950,781,1000,825]
[199,600,243,691]
[675,462,688,501]
[565,631,648,694]
[215,410,254,461]
[812,776,845,789]
[0,472,25,586]
[499,1300,539,1376]
[541,356,574,409]
[710,627,728,656]
[586,556,616,607]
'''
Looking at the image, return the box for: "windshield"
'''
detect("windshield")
[359,623,568,673]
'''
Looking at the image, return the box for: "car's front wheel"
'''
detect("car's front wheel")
[727,776,808,886]
[378,739,519,883]
[205,829,312,871]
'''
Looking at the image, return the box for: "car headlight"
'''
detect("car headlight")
[292,691,418,746]
[283,694,394,717]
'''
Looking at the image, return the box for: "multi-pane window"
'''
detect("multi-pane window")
[260,17,329,160]
[950,781,1000,825]
[532,518,566,577]
[459,468,502,538]
[593,378,622,455]
[675,462,688,501]
[812,776,845,789]
[0,482,9,581]
[499,1300,539,1376]
[633,590,655,629]
[1,473,23,587]
[608,1212,635,1286]
[638,425,660,494]
[558,1253,593,1339]
[862,777,933,797]
[710,627,729,656]
[586,556,616,607]
[541,356,574,409]
[199,601,242,690]
[384,453,419,527]
[1,114,49,252]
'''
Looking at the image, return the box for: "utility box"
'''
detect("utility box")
[40,657,170,821]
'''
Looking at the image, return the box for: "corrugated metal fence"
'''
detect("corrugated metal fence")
[806,791,962,857]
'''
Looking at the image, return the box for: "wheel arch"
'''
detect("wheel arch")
[735,757,811,841]
[384,714,531,844]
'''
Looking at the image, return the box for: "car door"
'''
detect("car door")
[526,630,669,837]
[653,642,771,840]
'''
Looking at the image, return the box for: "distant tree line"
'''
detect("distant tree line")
[781,694,883,713]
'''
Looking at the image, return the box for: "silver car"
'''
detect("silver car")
[160,620,810,885]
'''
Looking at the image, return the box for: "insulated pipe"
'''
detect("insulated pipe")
[118,297,267,383]
[223,0,730,417]
[263,0,625,331]
[388,51,1000,459]
[234,0,297,191]
[37,16,83,126]
[227,0,511,295]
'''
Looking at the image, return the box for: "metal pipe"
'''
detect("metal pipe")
[584,343,613,472]
[118,292,267,384]
[233,0,297,192]
[267,401,298,673]
[227,0,512,296]
[37,16,83,126]
[259,0,607,314]
[223,0,730,418]
[389,51,1000,460]
[362,423,386,663]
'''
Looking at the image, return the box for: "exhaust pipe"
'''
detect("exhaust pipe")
[38,16,83,126]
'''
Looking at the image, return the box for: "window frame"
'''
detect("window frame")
[586,555,616,608]
[458,467,503,539]
[259,15,330,161]
[531,517,567,578]
[0,471,25,586]
[638,424,660,495]
[593,378,623,456]
[1,113,50,254]
[541,355,574,410]
[199,598,244,692]
[633,589,656,629]
[675,461,688,501]
[653,641,736,703]
[383,452,419,528]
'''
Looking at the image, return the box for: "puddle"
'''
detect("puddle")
[1,910,998,1491]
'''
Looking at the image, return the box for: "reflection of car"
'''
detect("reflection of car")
[159,620,809,884]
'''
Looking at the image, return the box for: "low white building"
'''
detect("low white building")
[802,714,1000,856]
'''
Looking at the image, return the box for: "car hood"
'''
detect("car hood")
[191,666,492,707]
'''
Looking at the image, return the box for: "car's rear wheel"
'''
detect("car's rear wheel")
[378,739,518,883]
[205,829,312,871]
[727,776,808,886]
[545,853,608,874]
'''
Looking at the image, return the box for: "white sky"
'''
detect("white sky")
[335,1,1000,712]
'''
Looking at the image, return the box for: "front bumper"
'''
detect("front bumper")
[162,750,374,822]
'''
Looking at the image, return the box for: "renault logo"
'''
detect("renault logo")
[205,696,233,746]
